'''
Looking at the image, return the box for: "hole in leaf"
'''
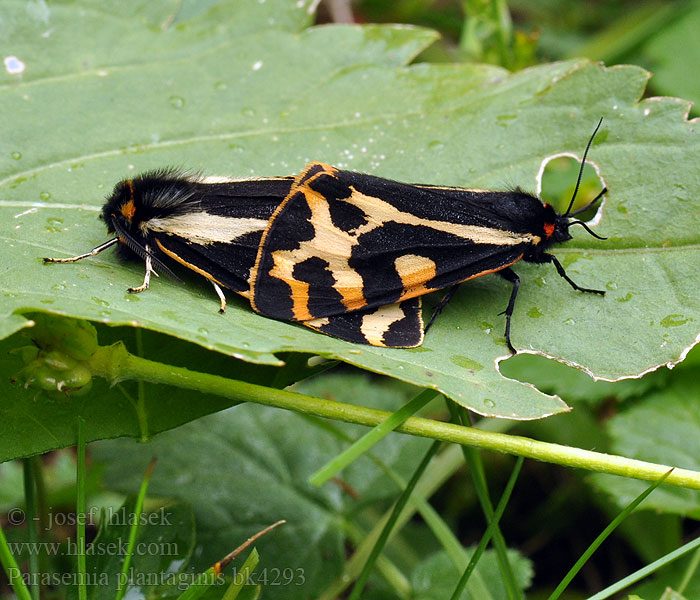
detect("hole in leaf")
[541,155,605,220]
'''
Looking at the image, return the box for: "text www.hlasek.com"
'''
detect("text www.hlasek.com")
[8,539,179,556]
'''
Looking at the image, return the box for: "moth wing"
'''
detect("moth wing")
[303,297,423,347]
[251,164,532,322]
[147,178,293,294]
[152,233,259,293]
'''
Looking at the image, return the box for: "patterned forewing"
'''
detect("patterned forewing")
[252,164,538,321]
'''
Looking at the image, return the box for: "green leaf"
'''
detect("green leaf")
[3,0,700,419]
[592,369,700,516]
[0,325,284,462]
[92,378,433,600]
[410,548,532,600]
[68,498,195,600]
[641,3,700,113]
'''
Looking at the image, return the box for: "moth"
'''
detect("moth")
[45,123,606,352]
[249,121,607,351]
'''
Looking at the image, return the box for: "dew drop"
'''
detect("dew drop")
[606,281,617,291]
[11,151,22,160]
[45,217,64,232]
[483,398,496,408]
[91,297,109,307]
[39,191,51,200]
[242,107,256,117]
[169,95,185,108]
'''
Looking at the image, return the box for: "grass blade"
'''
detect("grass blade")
[115,457,157,600]
[451,456,524,600]
[548,469,673,600]
[76,417,87,600]
[348,440,441,600]
[309,389,438,486]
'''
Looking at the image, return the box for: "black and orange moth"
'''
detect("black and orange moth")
[44,171,294,310]
[45,122,606,352]
[250,120,607,352]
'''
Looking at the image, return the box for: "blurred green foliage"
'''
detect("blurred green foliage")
[353,0,700,113]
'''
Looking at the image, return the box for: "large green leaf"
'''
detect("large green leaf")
[69,498,196,600]
[92,377,433,600]
[2,0,700,419]
[409,549,533,600]
[592,367,700,518]
[0,323,293,463]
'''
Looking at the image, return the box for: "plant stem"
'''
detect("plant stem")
[449,402,520,600]
[87,344,700,491]
[22,460,39,600]
[348,440,440,600]
[116,458,156,600]
[76,417,87,600]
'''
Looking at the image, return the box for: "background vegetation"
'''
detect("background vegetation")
[2,0,700,598]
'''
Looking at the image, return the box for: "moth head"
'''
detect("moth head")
[99,177,155,265]
[102,179,140,236]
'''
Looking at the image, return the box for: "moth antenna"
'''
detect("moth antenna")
[568,187,607,217]
[564,117,604,217]
[110,216,181,282]
[569,220,607,240]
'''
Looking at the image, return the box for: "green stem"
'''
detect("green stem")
[678,546,700,593]
[451,456,524,600]
[76,417,87,600]
[449,403,520,600]
[22,461,39,600]
[0,522,32,600]
[29,457,48,546]
[348,440,441,600]
[116,458,156,600]
[87,343,700,490]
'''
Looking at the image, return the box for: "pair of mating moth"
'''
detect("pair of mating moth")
[44,124,607,352]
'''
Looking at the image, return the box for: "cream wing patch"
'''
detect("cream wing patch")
[360,302,409,346]
[147,212,268,245]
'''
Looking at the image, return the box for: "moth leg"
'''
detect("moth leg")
[211,281,227,313]
[425,284,461,334]
[128,244,157,293]
[43,238,119,263]
[545,254,605,295]
[497,268,520,355]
